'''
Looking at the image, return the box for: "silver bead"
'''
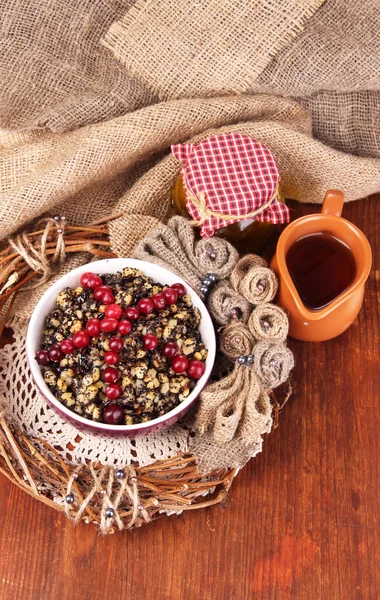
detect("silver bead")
[72,473,78,480]
[234,336,241,344]
[261,319,271,329]
[269,358,281,368]
[53,215,60,221]
[230,308,237,316]
[105,508,115,518]
[61,216,66,221]
[115,469,126,480]
[246,354,254,364]
[205,273,217,282]
[138,504,144,512]
[56,228,63,234]
[65,493,74,504]
[202,278,212,287]
[207,250,217,260]
[130,476,138,483]
[257,279,266,292]
[237,356,246,365]
[200,285,209,295]
[100,489,107,496]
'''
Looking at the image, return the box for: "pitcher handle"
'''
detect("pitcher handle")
[321,189,345,217]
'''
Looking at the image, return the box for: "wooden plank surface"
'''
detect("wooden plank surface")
[1,195,379,600]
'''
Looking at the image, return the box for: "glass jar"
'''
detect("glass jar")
[171,176,287,255]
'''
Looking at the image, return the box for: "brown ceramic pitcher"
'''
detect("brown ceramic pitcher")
[270,190,372,341]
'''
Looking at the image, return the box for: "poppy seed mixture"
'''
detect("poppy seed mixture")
[35,268,208,425]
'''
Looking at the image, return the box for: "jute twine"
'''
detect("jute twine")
[65,464,150,534]
[185,180,280,227]
[9,217,67,289]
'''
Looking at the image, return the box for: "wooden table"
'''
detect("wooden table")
[1,196,379,600]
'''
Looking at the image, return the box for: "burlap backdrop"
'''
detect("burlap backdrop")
[1,0,379,326]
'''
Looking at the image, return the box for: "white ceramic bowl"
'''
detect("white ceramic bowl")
[26,258,216,436]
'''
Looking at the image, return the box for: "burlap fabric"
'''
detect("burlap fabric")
[0,0,153,132]
[1,0,380,326]
[103,0,324,100]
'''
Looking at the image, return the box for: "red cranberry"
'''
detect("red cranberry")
[109,336,124,351]
[171,283,186,297]
[100,317,118,333]
[72,331,90,349]
[104,385,122,401]
[48,344,63,362]
[171,354,188,373]
[101,291,115,305]
[93,285,112,301]
[103,402,124,424]
[118,319,132,335]
[87,274,103,289]
[187,359,205,380]
[80,272,93,287]
[152,293,166,310]
[59,339,75,354]
[36,349,50,366]
[162,341,178,358]
[143,334,159,350]
[105,303,123,319]
[86,318,101,337]
[163,287,178,305]
[125,307,140,321]
[104,351,119,365]
[117,319,132,335]
[138,298,154,315]
[102,366,119,383]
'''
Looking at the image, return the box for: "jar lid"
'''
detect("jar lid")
[171,133,290,238]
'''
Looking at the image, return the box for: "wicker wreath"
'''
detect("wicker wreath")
[0,216,291,533]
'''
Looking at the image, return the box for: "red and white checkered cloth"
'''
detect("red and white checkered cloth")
[171,133,290,238]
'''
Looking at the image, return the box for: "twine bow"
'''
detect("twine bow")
[184,169,279,227]
[9,216,66,289]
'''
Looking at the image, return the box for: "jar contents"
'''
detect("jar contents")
[36,268,207,425]
[286,232,356,310]
[171,133,290,255]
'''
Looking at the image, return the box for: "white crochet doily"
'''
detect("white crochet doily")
[0,332,191,467]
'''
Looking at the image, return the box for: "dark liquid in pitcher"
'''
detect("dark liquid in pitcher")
[286,232,356,310]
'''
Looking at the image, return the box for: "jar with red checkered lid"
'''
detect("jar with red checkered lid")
[171,133,289,254]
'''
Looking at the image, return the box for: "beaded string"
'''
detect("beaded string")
[65,464,150,533]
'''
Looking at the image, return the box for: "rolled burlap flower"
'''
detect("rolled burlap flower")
[253,340,295,389]
[208,281,251,325]
[133,222,201,290]
[195,365,272,446]
[168,216,239,280]
[231,255,278,305]
[195,237,239,279]
[220,321,255,358]
[247,303,288,342]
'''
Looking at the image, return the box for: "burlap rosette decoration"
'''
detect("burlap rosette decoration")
[134,216,294,472]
